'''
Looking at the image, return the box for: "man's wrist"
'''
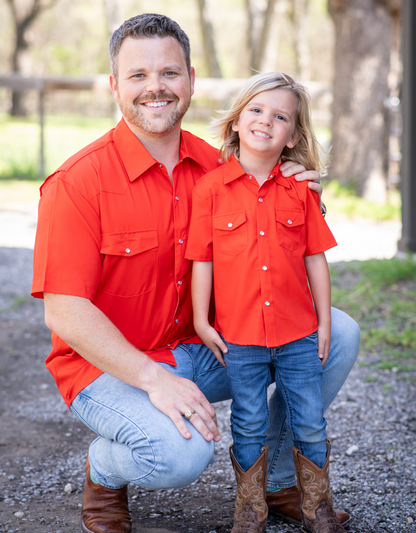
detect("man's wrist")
[320,201,327,218]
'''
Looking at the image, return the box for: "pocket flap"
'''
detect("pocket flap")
[212,211,247,231]
[101,230,158,256]
[276,209,305,228]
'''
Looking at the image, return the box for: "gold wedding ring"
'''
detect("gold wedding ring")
[183,409,195,420]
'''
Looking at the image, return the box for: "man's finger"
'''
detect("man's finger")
[307,181,323,197]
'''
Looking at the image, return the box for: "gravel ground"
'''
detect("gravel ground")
[1,203,415,533]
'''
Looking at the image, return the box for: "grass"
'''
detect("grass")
[322,179,401,221]
[330,256,416,376]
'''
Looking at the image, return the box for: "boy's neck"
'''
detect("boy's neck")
[238,151,280,187]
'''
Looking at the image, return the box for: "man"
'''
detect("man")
[32,13,360,533]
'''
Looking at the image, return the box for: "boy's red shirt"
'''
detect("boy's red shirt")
[185,157,337,347]
[31,119,220,407]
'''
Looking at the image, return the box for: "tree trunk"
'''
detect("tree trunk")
[289,0,311,81]
[197,0,222,77]
[245,0,278,73]
[328,0,401,203]
[5,0,59,116]
[103,0,123,36]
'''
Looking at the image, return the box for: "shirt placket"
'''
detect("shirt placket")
[257,177,279,347]
[170,161,187,337]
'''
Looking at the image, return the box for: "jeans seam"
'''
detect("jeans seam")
[72,393,157,483]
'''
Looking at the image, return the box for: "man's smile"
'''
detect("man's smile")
[142,101,171,108]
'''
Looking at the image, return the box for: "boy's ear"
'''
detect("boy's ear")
[286,129,301,149]
[231,119,239,132]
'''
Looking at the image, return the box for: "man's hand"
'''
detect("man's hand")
[195,323,228,367]
[317,323,331,366]
[280,161,323,197]
[144,362,222,442]
[44,293,221,443]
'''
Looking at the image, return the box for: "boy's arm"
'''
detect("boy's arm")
[192,261,228,366]
[304,252,331,365]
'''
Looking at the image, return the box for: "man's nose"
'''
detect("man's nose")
[145,74,165,93]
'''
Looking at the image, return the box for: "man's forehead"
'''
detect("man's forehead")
[119,35,186,60]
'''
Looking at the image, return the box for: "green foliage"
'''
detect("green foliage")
[323,179,401,221]
[331,258,416,374]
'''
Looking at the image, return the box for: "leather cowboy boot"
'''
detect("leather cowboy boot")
[292,441,346,533]
[81,456,132,533]
[229,445,268,533]
[266,486,351,527]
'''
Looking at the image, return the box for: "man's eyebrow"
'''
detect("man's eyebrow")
[126,64,185,75]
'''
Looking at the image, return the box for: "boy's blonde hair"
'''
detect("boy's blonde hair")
[210,72,327,173]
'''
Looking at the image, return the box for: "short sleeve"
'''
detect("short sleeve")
[185,187,214,262]
[31,175,102,300]
[304,187,337,256]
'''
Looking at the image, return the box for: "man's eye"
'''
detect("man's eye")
[165,71,176,76]
[133,74,144,78]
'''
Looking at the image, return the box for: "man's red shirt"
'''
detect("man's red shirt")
[31,119,220,407]
[185,157,337,347]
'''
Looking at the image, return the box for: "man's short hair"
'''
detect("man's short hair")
[109,13,191,81]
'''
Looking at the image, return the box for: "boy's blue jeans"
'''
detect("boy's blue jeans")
[223,331,327,472]
[70,308,359,490]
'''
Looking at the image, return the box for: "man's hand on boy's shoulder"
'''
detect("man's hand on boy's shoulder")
[280,161,323,198]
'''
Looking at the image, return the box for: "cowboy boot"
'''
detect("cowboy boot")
[292,441,346,533]
[81,456,132,533]
[266,486,351,527]
[229,445,268,533]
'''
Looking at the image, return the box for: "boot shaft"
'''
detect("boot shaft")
[230,445,268,529]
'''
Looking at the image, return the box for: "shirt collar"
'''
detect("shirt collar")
[113,119,210,182]
[223,157,288,187]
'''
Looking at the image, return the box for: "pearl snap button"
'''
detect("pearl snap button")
[228,223,233,228]
[288,220,293,225]
[125,248,131,253]
[265,301,270,306]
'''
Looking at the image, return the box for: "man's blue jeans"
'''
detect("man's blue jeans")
[223,332,327,472]
[70,307,360,490]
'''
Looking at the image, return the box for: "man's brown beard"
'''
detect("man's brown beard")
[119,90,191,135]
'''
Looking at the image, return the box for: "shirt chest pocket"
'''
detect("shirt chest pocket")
[275,209,305,251]
[99,229,158,297]
[212,210,248,256]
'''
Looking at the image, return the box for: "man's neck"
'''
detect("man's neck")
[126,121,182,181]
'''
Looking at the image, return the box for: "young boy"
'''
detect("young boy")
[186,72,347,533]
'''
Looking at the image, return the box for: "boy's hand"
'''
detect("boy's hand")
[196,323,228,367]
[317,324,331,366]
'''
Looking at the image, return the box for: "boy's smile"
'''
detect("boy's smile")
[232,88,299,163]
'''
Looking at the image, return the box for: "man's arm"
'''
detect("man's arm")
[304,253,331,365]
[191,261,228,366]
[44,292,221,442]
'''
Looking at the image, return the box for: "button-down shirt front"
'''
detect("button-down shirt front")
[32,119,220,407]
[186,157,337,347]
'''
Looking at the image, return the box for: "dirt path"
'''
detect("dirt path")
[1,203,415,533]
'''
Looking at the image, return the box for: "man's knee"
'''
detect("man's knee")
[132,428,215,490]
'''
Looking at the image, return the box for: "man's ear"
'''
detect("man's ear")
[190,66,196,97]
[109,74,119,104]
[231,119,239,133]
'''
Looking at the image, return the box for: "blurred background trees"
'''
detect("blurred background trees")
[0,0,403,204]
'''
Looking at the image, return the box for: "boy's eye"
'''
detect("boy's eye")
[251,108,261,113]
[275,115,285,121]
